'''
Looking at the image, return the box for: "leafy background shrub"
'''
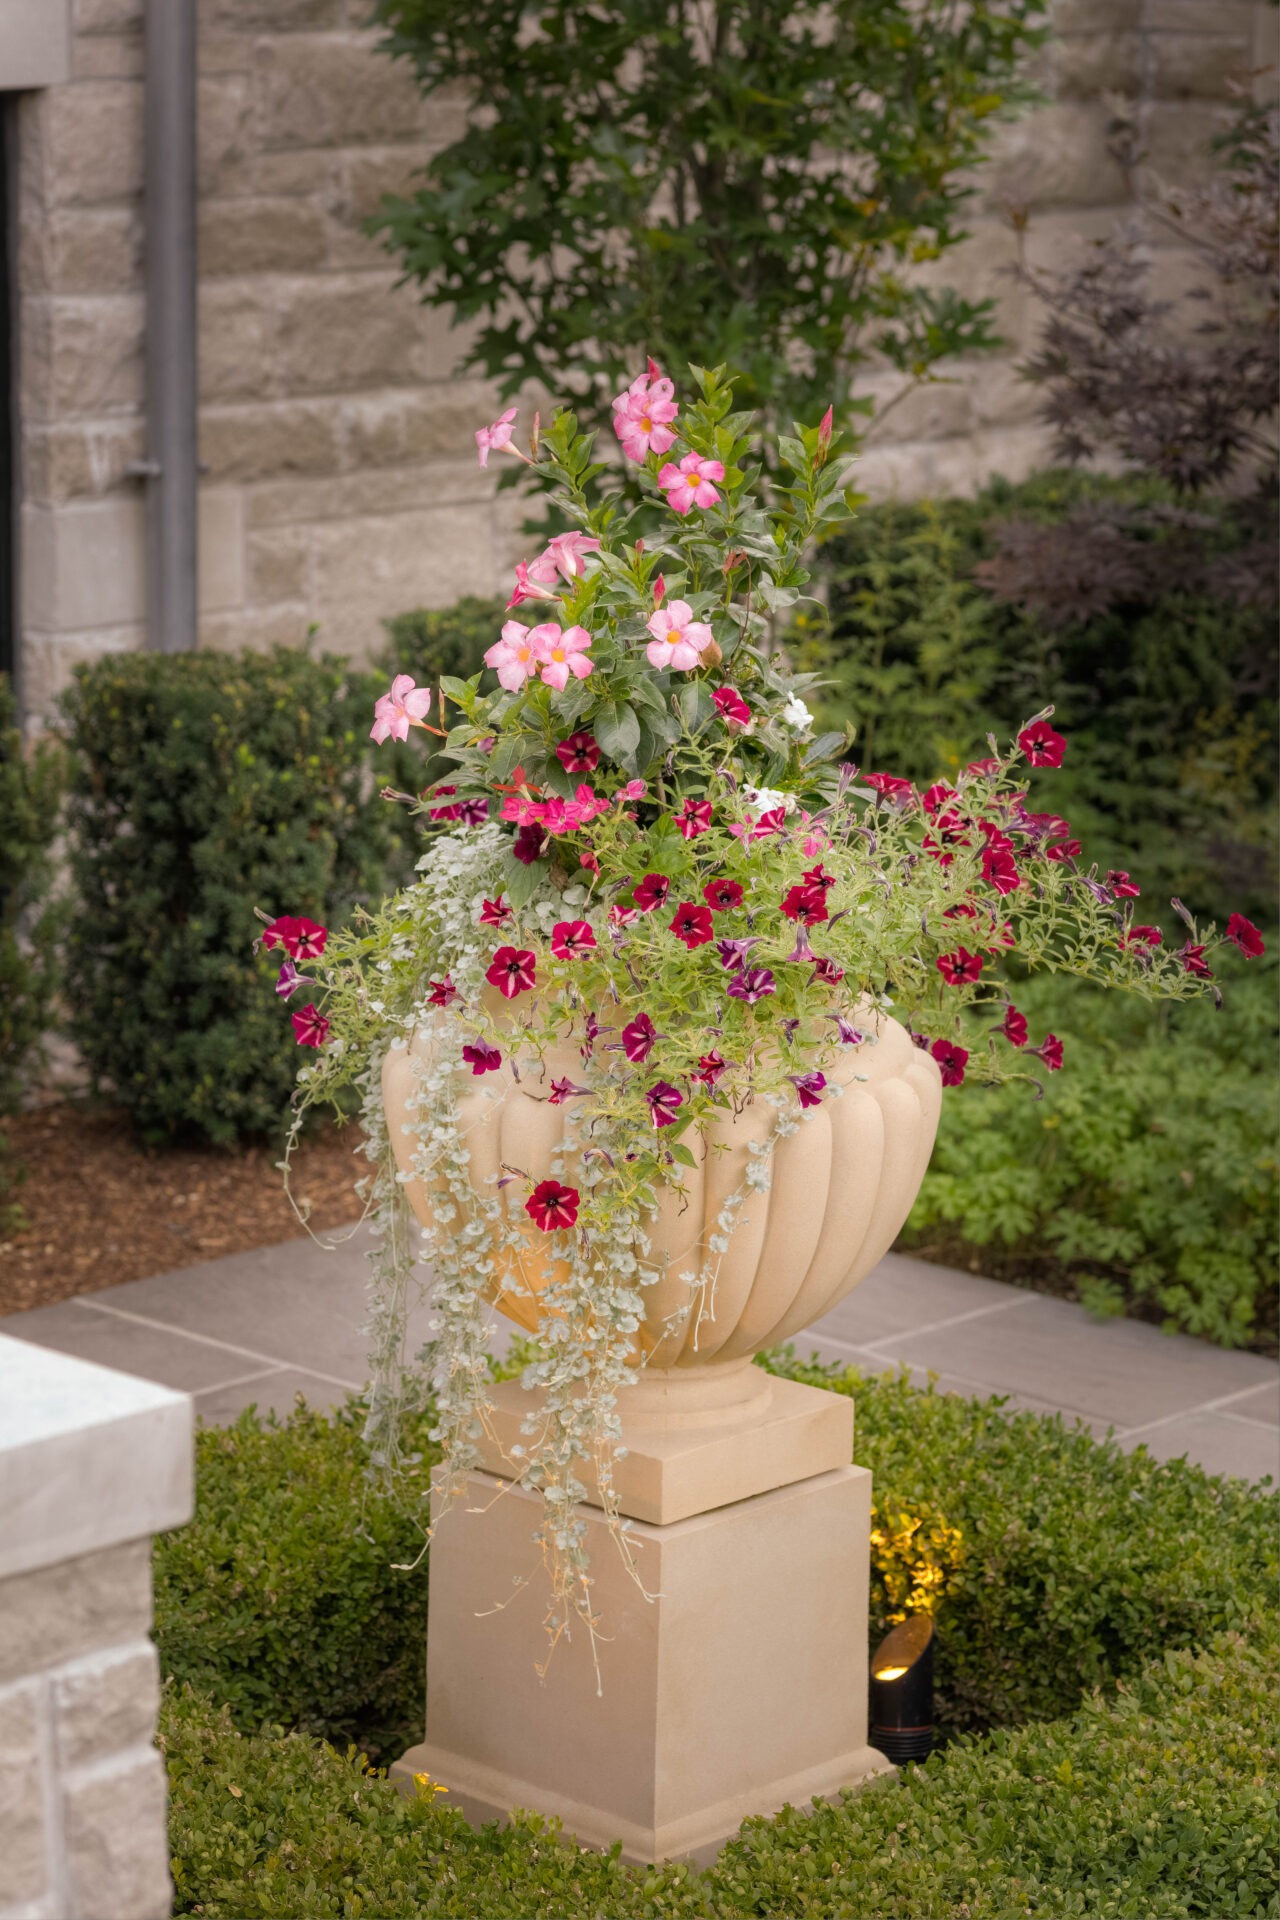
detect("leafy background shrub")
[61,647,395,1146]
[905,967,1279,1351]
[156,1378,1278,1917]
[0,674,65,1227]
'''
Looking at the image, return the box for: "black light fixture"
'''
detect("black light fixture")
[869,1614,935,1763]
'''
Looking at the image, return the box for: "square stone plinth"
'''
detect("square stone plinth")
[474,1371,854,1524]
[392,1463,889,1864]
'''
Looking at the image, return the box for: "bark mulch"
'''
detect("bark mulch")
[0,1103,364,1318]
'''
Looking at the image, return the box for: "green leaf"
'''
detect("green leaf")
[593,699,641,768]
[499,850,546,907]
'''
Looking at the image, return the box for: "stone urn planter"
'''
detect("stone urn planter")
[382,999,941,1864]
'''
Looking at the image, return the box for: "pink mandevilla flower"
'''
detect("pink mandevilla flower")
[475,407,518,467]
[370,675,432,745]
[532,623,593,691]
[646,1081,684,1128]
[931,1037,968,1087]
[611,361,679,462]
[621,1013,657,1063]
[292,1004,330,1048]
[645,599,714,671]
[525,1179,579,1232]
[550,920,597,960]
[1018,719,1067,768]
[461,1042,502,1075]
[675,798,713,839]
[657,452,725,515]
[528,531,603,586]
[484,621,543,691]
[485,946,537,998]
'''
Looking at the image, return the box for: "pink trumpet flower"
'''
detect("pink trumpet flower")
[370,674,433,744]
[534,623,594,690]
[657,452,725,515]
[645,599,714,671]
[484,621,544,691]
[475,407,518,467]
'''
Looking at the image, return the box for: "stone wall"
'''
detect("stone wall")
[12,0,1278,724]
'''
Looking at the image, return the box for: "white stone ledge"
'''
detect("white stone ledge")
[0,1336,193,1581]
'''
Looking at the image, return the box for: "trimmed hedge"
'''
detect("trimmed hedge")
[160,1626,1278,1918]
[61,647,393,1145]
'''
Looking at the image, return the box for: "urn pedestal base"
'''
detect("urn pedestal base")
[391,1441,891,1865]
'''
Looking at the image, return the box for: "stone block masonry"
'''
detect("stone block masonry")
[10,1,1277,723]
[0,1336,193,1920]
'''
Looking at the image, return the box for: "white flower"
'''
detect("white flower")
[745,785,795,816]
[780,694,813,735]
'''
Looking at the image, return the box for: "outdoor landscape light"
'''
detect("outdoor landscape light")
[869,1614,935,1763]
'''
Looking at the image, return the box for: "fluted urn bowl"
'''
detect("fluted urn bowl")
[382,996,942,1407]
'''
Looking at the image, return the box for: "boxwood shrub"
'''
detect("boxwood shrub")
[61,647,394,1145]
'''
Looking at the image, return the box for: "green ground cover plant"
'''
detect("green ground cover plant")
[905,965,1280,1352]
[157,1376,1277,1918]
[61,648,394,1146]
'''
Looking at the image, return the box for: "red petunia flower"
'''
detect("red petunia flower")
[263,915,328,961]
[712,686,751,727]
[621,1012,657,1062]
[1122,925,1163,950]
[944,901,979,920]
[550,920,597,960]
[428,975,460,1007]
[609,902,639,929]
[931,1037,968,1087]
[921,782,956,817]
[866,772,915,801]
[1107,870,1141,899]
[646,1081,684,1128]
[1225,913,1265,958]
[965,758,1001,777]
[1034,1033,1064,1072]
[1017,720,1066,768]
[937,948,984,986]
[479,897,513,928]
[1179,942,1213,978]
[669,903,715,949]
[525,1179,580,1231]
[555,731,600,774]
[802,864,836,895]
[461,1041,502,1075]
[548,1076,589,1104]
[633,873,672,913]
[512,824,545,865]
[1045,840,1082,863]
[727,966,776,1004]
[675,798,713,840]
[781,882,828,926]
[998,1006,1028,1047]
[291,1003,330,1047]
[981,845,1021,896]
[703,878,743,912]
[790,1071,826,1109]
[691,1050,727,1087]
[486,946,537,997]
[810,954,846,985]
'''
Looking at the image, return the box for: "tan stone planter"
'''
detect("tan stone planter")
[382,997,942,1864]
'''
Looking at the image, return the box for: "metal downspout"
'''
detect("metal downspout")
[137,0,197,653]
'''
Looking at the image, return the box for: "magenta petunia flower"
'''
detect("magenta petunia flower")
[621,1012,657,1063]
[525,1179,580,1231]
[457,797,489,826]
[291,1003,330,1048]
[1179,942,1213,978]
[716,935,763,971]
[262,915,328,961]
[703,878,743,912]
[609,902,639,929]
[485,946,537,997]
[727,966,776,1004]
[981,846,1021,896]
[1107,870,1141,898]
[371,674,433,746]
[1018,719,1066,768]
[931,1037,968,1087]
[657,452,725,515]
[646,1080,684,1128]
[1122,925,1163,949]
[937,948,984,986]
[462,1041,502,1075]
[998,1006,1029,1047]
[802,864,836,896]
[548,1076,590,1105]
[1034,1033,1064,1072]
[827,1014,863,1044]
[646,600,715,672]
[1045,840,1082,863]
[427,975,460,1008]
[668,903,715,949]
[674,797,713,840]
[633,873,672,913]
[781,882,828,927]
[790,1071,827,1109]
[712,686,751,728]
[621,778,648,800]
[511,824,545,865]
[921,782,956,816]
[475,406,518,467]
[810,954,846,986]
[866,772,915,802]
[274,960,308,999]
[556,731,601,774]
[479,897,513,928]
[691,1050,727,1087]
[965,757,1001,777]
[1225,913,1265,958]
[944,902,979,921]
[550,920,597,960]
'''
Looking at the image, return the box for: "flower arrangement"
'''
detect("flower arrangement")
[261,364,1262,1648]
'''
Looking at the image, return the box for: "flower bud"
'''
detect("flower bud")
[701,638,723,667]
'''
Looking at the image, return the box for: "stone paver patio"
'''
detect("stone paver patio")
[3,1230,1276,1482]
